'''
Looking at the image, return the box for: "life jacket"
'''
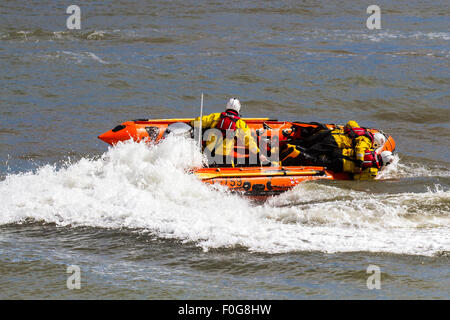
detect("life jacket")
[216,109,240,137]
[362,150,381,169]
[345,127,374,146]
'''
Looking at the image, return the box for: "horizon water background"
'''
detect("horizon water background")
[0,1,449,299]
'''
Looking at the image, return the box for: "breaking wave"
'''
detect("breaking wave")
[0,137,448,256]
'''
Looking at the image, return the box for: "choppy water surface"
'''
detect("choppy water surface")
[0,1,449,299]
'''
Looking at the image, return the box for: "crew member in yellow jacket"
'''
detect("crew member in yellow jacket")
[191,98,268,166]
[280,120,393,179]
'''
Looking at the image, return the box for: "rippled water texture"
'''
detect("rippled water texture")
[0,1,449,299]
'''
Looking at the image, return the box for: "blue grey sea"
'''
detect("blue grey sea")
[0,1,449,299]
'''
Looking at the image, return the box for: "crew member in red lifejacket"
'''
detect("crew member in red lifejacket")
[191,98,268,166]
[279,120,390,179]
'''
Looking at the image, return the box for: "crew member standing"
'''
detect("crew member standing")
[191,98,268,166]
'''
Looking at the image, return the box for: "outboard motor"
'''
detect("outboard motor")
[163,122,194,139]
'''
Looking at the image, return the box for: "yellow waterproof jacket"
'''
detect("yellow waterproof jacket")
[340,147,379,179]
[191,113,260,156]
[354,167,379,180]
[330,128,372,162]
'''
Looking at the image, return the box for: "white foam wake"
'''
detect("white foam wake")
[376,154,450,180]
[0,137,448,256]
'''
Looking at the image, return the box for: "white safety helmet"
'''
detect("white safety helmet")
[373,132,386,150]
[226,98,241,114]
[380,151,394,166]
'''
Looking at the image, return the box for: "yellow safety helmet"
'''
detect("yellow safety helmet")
[345,120,359,129]
[344,120,359,134]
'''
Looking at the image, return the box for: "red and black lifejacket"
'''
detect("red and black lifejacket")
[362,150,381,169]
[216,109,240,137]
[345,127,374,145]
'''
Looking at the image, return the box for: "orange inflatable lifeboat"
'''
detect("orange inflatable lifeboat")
[98,118,396,198]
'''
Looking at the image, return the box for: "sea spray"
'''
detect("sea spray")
[0,137,449,256]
